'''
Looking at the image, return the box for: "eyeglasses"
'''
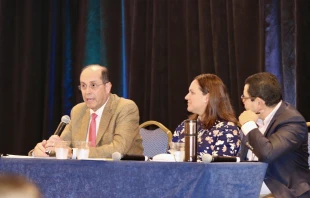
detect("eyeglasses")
[78,82,107,91]
[240,94,256,101]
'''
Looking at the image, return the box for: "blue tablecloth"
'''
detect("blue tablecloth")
[0,158,267,198]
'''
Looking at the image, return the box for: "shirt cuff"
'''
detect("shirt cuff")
[241,121,257,136]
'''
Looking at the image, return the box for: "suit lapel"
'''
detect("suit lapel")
[264,102,286,137]
[264,119,276,137]
[239,146,249,160]
[95,95,115,145]
[239,132,250,160]
[76,108,90,141]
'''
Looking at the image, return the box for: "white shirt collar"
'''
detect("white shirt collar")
[90,97,110,118]
[257,100,282,127]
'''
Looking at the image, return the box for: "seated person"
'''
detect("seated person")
[30,65,143,158]
[238,72,310,197]
[173,74,240,162]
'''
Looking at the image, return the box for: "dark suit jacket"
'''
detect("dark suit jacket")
[239,102,310,198]
[61,94,143,158]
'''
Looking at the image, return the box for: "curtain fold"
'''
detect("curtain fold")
[296,0,310,119]
[0,0,88,154]
[126,0,266,130]
[0,1,51,154]
[1,0,310,155]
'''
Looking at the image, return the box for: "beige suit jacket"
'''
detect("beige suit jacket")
[61,94,143,158]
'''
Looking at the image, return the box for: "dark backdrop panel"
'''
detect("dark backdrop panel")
[0,0,310,155]
[126,0,266,130]
[296,1,310,120]
[0,1,51,154]
[0,0,88,155]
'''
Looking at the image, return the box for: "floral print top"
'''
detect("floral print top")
[172,119,240,162]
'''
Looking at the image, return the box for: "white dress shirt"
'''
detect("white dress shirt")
[86,97,109,141]
[241,101,282,195]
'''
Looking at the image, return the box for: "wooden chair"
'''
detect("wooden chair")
[139,121,172,157]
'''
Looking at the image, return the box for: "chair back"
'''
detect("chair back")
[139,121,172,157]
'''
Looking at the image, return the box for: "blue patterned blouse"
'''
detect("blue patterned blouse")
[172,119,241,162]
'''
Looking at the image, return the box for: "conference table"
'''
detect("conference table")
[0,157,267,198]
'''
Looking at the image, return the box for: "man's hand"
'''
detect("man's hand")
[239,110,259,126]
[45,135,62,148]
[33,140,49,157]
[33,135,63,157]
[44,135,63,155]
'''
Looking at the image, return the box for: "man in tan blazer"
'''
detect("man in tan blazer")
[31,65,143,158]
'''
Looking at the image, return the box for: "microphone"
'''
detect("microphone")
[46,115,70,157]
[202,154,240,163]
[112,152,148,161]
[54,115,70,136]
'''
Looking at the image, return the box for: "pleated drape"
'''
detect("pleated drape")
[1,0,310,155]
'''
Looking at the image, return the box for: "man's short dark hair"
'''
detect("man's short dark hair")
[245,72,282,107]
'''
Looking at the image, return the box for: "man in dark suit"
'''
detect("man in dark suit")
[238,72,310,198]
[31,65,143,158]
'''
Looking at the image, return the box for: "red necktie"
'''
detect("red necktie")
[89,113,97,147]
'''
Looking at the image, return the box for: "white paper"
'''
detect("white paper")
[3,154,56,159]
